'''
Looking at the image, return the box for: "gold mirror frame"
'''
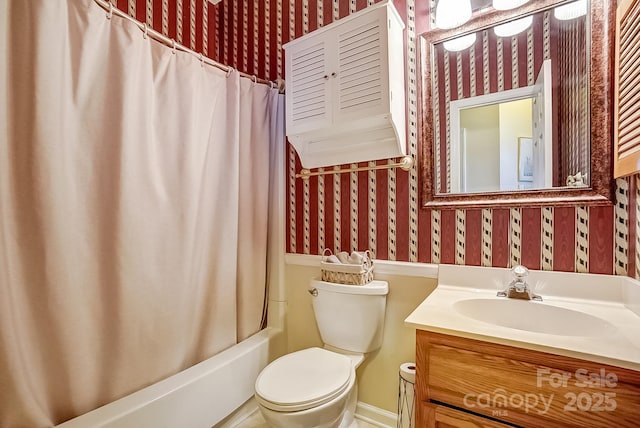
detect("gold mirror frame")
[419,0,614,208]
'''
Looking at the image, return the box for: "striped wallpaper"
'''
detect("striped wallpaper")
[108,0,638,277]
[558,17,589,182]
[111,0,216,57]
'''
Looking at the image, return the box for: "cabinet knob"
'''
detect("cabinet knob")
[331,72,337,77]
[323,75,329,79]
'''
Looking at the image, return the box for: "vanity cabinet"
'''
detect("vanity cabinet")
[283,0,406,169]
[416,330,640,427]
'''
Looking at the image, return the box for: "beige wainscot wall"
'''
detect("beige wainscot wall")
[284,262,437,413]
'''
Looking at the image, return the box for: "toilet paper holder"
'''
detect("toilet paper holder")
[398,362,415,428]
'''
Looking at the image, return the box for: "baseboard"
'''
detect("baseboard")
[214,397,260,428]
[355,402,398,428]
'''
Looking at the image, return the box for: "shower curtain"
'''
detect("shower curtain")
[0,0,284,426]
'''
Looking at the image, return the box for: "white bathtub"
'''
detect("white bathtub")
[56,327,282,428]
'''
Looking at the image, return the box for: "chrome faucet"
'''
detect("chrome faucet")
[497,265,542,301]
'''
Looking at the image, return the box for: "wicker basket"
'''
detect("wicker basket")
[320,249,374,285]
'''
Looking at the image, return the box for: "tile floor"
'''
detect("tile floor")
[233,411,380,428]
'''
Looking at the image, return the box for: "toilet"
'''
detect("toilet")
[254,279,389,428]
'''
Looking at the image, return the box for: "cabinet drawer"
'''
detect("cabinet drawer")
[419,331,640,427]
[422,402,513,428]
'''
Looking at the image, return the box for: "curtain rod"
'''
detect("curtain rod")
[93,0,276,88]
[295,156,415,179]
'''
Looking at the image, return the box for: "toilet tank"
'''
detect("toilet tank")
[309,279,389,353]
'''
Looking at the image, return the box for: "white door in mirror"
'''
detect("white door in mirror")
[532,59,553,188]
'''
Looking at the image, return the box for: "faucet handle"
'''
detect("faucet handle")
[512,265,529,279]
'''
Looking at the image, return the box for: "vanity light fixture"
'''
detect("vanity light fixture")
[443,33,478,52]
[553,0,587,20]
[435,0,472,29]
[493,15,533,37]
[492,0,530,10]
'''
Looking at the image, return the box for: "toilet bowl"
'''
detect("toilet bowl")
[254,280,389,428]
[255,348,358,428]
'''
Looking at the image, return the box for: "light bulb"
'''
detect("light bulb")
[492,0,530,10]
[435,0,472,29]
[443,34,477,52]
[493,16,533,37]
[554,0,587,20]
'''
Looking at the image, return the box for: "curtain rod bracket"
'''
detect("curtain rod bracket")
[296,155,415,180]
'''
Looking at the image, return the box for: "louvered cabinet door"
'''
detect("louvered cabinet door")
[335,10,389,124]
[614,0,640,178]
[285,34,332,135]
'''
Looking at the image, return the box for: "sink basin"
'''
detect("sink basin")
[453,299,616,337]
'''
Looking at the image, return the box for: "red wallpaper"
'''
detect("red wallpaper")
[558,18,589,181]
[111,0,218,59]
[112,0,633,277]
[212,0,431,81]
[212,0,632,275]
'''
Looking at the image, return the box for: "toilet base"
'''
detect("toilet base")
[338,383,357,428]
[257,380,357,428]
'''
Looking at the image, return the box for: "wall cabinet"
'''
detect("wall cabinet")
[416,330,640,427]
[283,0,406,169]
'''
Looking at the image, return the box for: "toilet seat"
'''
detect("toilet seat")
[255,347,354,412]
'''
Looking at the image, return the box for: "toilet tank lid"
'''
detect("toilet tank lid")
[310,279,389,295]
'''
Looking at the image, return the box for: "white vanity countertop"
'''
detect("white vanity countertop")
[405,265,640,371]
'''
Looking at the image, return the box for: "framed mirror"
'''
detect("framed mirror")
[420,0,614,207]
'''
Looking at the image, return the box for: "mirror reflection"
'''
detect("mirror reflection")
[431,1,589,195]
